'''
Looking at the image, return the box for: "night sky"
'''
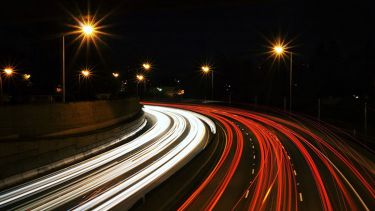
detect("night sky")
[0,0,374,104]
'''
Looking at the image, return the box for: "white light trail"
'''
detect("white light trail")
[0,105,215,211]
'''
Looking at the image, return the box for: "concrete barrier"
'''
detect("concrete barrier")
[0,98,141,138]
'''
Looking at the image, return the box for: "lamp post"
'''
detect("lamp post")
[0,67,15,100]
[201,65,214,100]
[62,20,97,103]
[78,68,91,99]
[136,74,145,97]
[142,63,151,92]
[78,69,91,88]
[272,44,293,112]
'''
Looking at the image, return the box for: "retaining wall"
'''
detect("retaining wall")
[0,98,141,138]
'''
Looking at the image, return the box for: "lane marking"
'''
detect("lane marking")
[299,193,303,202]
[253,155,256,160]
[294,170,297,176]
[252,169,255,175]
[245,190,249,199]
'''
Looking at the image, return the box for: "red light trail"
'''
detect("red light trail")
[144,102,374,211]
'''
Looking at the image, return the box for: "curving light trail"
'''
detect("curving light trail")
[0,105,215,210]
[145,102,374,211]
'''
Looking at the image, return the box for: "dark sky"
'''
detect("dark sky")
[0,0,374,103]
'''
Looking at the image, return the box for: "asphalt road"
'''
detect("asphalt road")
[1,103,373,211]
[144,102,374,211]
[0,105,215,210]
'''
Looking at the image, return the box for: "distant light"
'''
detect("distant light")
[353,94,359,99]
[24,74,31,80]
[177,89,185,95]
[136,74,144,81]
[143,63,151,71]
[157,87,163,92]
[3,67,14,76]
[112,72,119,78]
[81,69,91,78]
[56,87,62,93]
[201,65,211,73]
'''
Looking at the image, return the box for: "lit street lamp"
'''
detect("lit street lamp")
[136,74,145,97]
[23,74,31,80]
[136,74,144,82]
[142,63,152,92]
[77,68,91,99]
[272,42,293,112]
[112,72,119,78]
[78,68,91,88]
[0,67,15,100]
[201,65,214,100]
[3,68,14,76]
[142,63,151,71]
[62,15,99,103]
[81,69,91,78]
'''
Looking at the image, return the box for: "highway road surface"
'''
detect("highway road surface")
[0,105,215,210]
[1,103,373,211]
[140,102,374,211]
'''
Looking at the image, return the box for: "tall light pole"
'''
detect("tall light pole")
[136,74,145,97]
[0,67,15,100]
[142,63,151,92]
[272,44,293,112]
[78,68,91,88]
[62,18,98,103]
[202,65,214,100]
[78,68,91,99]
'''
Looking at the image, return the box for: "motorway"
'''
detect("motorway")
[0,103,374,211]
[0,105,215,210]
[140,103,374,211]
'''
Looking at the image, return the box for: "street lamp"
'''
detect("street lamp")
[81,24,95,36]
[136,74,144,82]
[61,15,100,103]
[78,68,92,98]
[272,42,293,112]
[201,65,214,100]
[142,63,151,71]
[136,74,145,97]
[3,68,14,76]
[81,69,91,78]
[0,67,15,100]
[112,72,119,78]
[23,74,31,80]
[79,68,91,84]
